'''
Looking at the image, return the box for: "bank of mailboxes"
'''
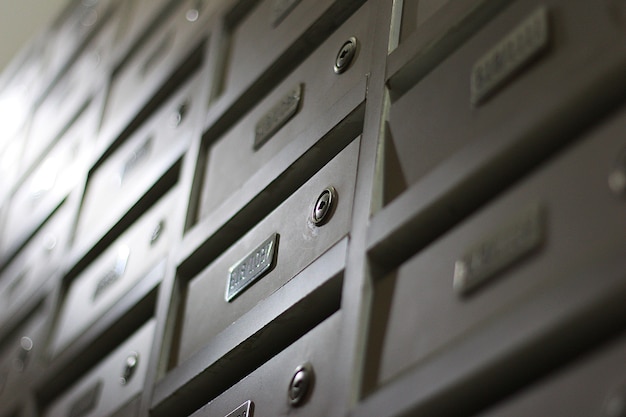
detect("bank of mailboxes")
[177,138,358,364]
[384,0,626,206]
[0,102,96,256]
[100,0,211,146]
[368,99,626,393]
[51,187,179,356]
[198,0,370,222]
[22,17,117,176]
[0,202,72,329]
[74,74,200,252]
[44,320,155,417]
[0,306,48,413]
[189,312,342,417]
[2,0,626,416]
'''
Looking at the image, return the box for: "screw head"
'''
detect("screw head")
[334,37,358,74]
[312,187,337,226]
[288,363,314,407]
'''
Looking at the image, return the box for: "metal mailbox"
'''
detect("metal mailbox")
[394,0,454,46]
[383,0,626,205]
[177,138,359,365]
[100,0,211,140]
[369,104,626,389]
[0,306,48,411]
[22,20,116,173]
[218,0,364,106]
[51,187,180,356]
[198,0,371,221]
[43,319,156,417]
[1,103,96,254]
[74,74,200,251]
[189,312,342,417]
[475,330,626,417]
[0,202,72,328]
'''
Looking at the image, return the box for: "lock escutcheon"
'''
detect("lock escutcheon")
[120,351,139,385]
[288,362,314,407]
[311,187,337,226]
[334,37,358,74]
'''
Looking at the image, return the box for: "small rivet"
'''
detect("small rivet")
[120,351,139,385]
[150,220,165,246]
[312,187,337,226]
[334,37,358,74]
[288,363,314,407]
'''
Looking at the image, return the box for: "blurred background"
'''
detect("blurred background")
[0,0,69,72]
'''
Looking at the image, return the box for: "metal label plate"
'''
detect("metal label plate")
[68,381,102,417]
[453,204,545,294]
[471,7,549,106]
[224,400,254,417]
[118,137,153,185]
[254,84,302,151]
[226,234,279,302]
[93,246,130,301]
[271,0,302,27]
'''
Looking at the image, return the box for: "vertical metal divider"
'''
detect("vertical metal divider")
[332,0,393,415]
[136,13,220,417]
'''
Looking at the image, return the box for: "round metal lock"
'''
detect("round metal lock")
[169,101,189,127]
[334,37,358,74]
[150,220,165,246]
[120,351,139,385]
[311,186,337,226]
[13,337,33,372]
[609,150,626,197]
[288,363,314,407]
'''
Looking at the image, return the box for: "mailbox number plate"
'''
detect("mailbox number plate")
[226,234,279,302]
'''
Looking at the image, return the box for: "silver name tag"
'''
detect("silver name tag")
[224,400,254,417]
[453,204,545,294]
[226,234,278,302]
[254,84,302,151]
[471,7,549,106]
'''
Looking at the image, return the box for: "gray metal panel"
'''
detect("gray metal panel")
[177,138,359,364]
[384,0,626,206]
[198,0,371,221]
[0,202,72,328]
[0,307,48,413]
[475,330,626,417]
[100,0,213,141]
[73,74,201,251]
[189,312,343,417]
[369,101,626,390]
[0,101,97,255]
[43,320,156,417]
[50,187,180,356]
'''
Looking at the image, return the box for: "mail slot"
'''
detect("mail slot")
[100,0,212,142]
[368,103,626,389]
[74,74,201,251]
[217,0,364,107]
[22,18,117,173]
[1,102,96,254]
[197,0,371,221]
[189,312,342,417]
[51,187,179,356]
[0,305,48,411]
[383,0,626,206]
[176,138,359,365]
[43,319,155,417]
[476,330,626,417]
[0,202,72,329]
